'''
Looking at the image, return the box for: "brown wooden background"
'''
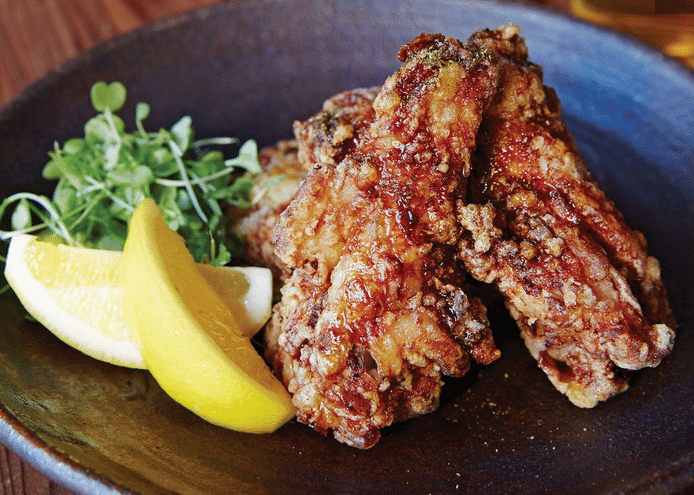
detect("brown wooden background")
[0,0,689,493]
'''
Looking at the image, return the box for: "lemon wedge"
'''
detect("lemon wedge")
[120,199,294,433]
[4,234,144,368]
[196,264,272,339]
[4,234,273,369]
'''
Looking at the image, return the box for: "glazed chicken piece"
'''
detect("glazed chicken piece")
[457,26,676,408]
[267,33,501,448]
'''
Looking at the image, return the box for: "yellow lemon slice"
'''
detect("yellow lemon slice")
[5,234,144,368]
[120,199,294,433]
[4,234,273,369]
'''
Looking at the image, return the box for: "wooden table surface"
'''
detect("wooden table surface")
[0,0,690,493]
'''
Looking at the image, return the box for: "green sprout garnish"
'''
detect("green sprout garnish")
[0,81,261,266]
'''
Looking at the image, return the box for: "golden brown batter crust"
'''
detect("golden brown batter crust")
[457,25,675,407]
[231,25,676,448]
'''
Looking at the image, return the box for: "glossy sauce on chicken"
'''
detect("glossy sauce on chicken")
[230,25,676,448]
[457,25,675,407]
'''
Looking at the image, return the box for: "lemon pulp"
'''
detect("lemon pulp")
[5,234,145,368]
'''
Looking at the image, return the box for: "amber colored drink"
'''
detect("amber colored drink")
[571,0,694,67]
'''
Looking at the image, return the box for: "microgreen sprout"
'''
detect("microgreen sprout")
[0,81,261,266]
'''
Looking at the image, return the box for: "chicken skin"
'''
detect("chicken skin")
[456,26,676,407]
[267,33,501,448]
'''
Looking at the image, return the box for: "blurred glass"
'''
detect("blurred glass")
[571,0,694,68]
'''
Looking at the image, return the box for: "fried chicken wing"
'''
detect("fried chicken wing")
[457,25,676,407]
[273,88,381,281]
[267,33,501,448]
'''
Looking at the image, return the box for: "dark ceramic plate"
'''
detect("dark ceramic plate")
[1,1,693,493]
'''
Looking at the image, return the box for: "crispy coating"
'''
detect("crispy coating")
[273,88,382,280]
[231,89,380,277]
[268,33,501,448]
[293,86,381,170]
[231,24,677,446]
[457,25,676,407]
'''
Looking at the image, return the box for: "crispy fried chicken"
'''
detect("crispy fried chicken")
[230,24,676,446]
[293,86,381,171]
[457,25,676,407]
[267,33,501,448]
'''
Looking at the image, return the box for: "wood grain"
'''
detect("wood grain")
[1,444,73,495]
[0,0,225,108]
